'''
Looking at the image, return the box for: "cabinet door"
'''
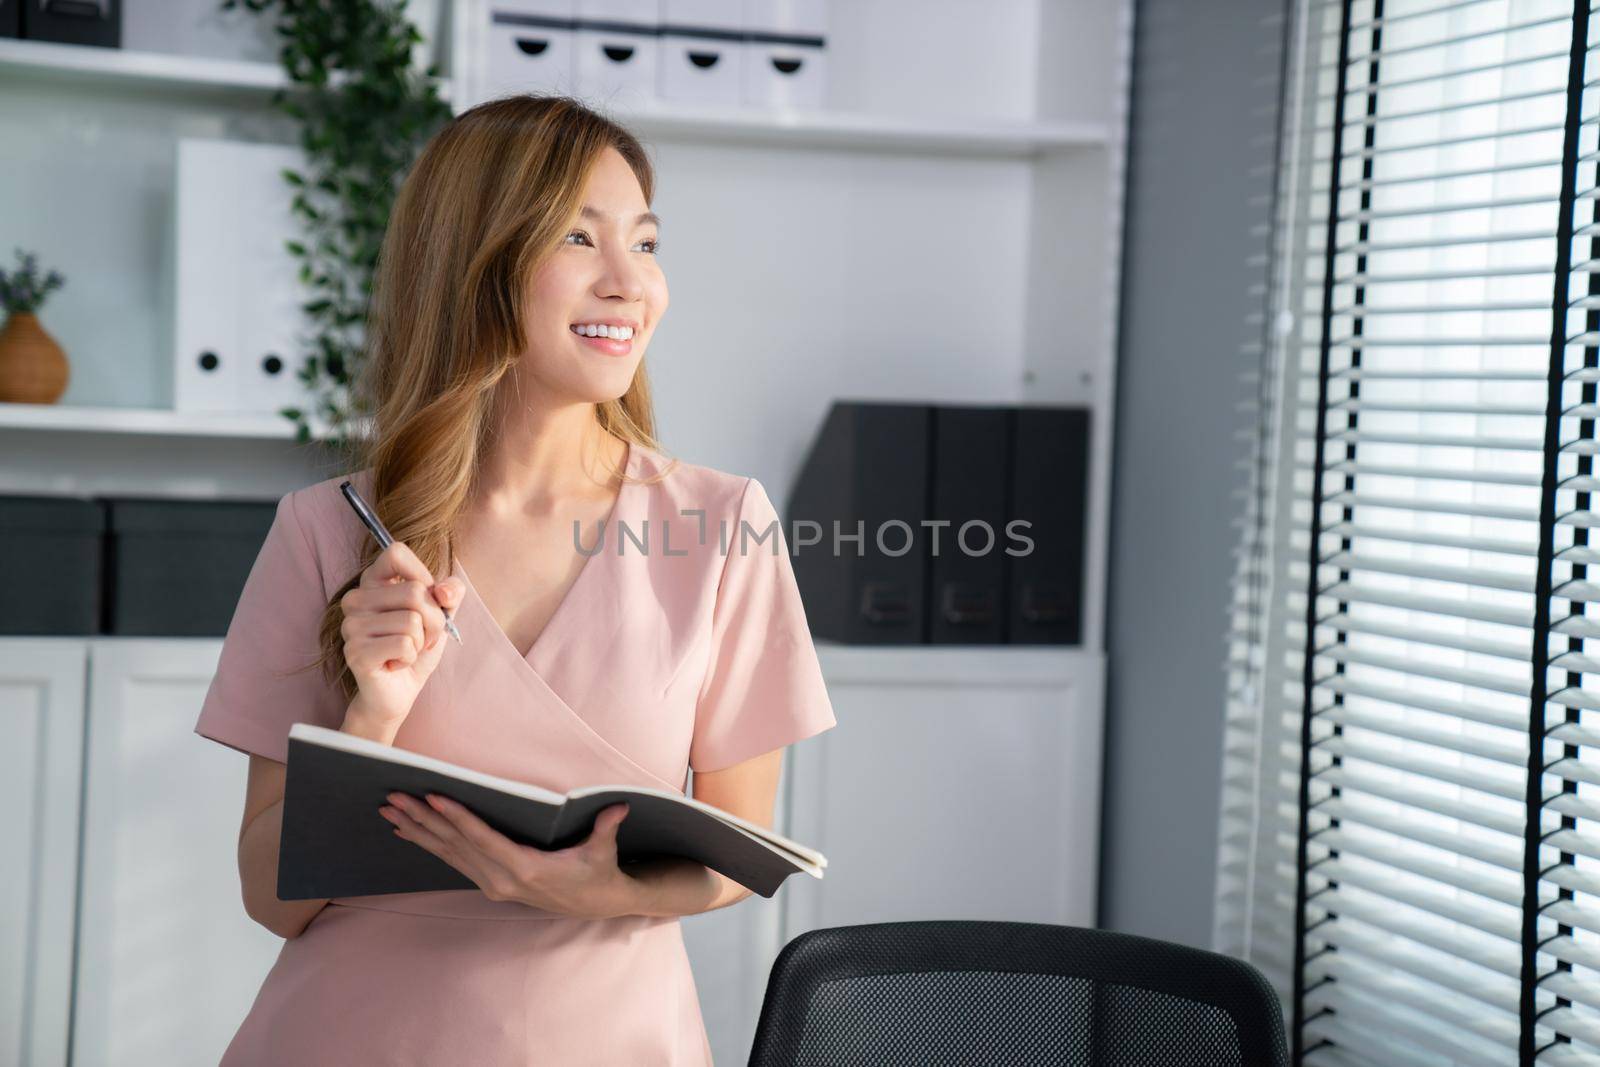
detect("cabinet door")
[681,757,791,1067]
[0,639,87,1067]
[784,647,1105,939]
[72,640,283,1067]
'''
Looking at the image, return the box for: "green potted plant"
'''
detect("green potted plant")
[224,0,452,447]
[0,247,68,404]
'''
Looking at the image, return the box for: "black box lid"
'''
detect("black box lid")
[0,495,105,534]
[102,497,277,536]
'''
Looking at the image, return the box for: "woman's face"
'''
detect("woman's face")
[520,146,667,404]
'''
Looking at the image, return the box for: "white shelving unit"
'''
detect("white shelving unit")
[0,5,1132,575]
[0,0,1135,653]
[1,6,1134,1064]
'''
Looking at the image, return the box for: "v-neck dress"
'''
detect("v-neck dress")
[192,440,837,1066]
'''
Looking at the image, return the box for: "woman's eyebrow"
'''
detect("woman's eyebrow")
[580,205,662,229]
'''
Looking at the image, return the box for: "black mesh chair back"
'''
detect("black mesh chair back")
[747,920,1289,1067]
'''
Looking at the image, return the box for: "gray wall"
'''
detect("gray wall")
[1099,0,1289,947]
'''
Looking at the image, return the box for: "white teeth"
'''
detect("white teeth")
[571,323,634,340]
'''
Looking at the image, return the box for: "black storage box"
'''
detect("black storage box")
[102,497,277,637]
[22,0,120,48]
[0,494,104,635]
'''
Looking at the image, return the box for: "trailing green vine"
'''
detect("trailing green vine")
[222,0,453,446]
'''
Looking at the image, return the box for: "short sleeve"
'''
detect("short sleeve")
[193,489,348,763]
[690,477,838,773]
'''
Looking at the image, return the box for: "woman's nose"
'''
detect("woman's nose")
[595,246,647,301]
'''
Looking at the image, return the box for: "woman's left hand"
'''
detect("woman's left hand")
[379,792,638,920]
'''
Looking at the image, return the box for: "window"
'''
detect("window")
[1217,0,1600,1061]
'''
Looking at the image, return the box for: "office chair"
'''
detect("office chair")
[747,920,1289,1066]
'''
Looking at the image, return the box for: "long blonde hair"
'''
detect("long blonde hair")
[313,93,670,701]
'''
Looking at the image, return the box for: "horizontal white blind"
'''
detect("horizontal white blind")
[1294,0,1552,1058]
[1217,0,1600,1063]
[1215,0,1301,1007]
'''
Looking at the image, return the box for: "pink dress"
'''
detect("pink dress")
[193,439,837,1066]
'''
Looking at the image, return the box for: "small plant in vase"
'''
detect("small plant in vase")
[0,247,69,404]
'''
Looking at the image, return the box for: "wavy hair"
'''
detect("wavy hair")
[311,93,671,702]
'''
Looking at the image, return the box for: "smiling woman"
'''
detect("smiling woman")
[190,94,836,1066]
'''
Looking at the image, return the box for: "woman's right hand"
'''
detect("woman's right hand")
[339,541,465,731]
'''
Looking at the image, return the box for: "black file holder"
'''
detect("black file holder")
[1007,407,1090,645]
[787,402,931,644]
[929,406,1010,644]
[788,400,1090,647]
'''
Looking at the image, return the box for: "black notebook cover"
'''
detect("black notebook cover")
[278,724,826,902]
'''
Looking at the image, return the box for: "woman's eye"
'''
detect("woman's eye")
[566,230,660,255]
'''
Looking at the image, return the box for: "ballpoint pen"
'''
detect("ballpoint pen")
[338,479,464,646]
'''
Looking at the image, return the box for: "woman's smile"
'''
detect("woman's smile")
[572,331,634,356]
[570,320,638,356]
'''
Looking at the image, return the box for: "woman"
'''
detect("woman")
[193,94,837,1065]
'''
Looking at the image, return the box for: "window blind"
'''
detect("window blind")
[1216,0,1600,1063]
[1215,0,1302,1004]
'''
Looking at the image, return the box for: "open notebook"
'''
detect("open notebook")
[278,722,827,901]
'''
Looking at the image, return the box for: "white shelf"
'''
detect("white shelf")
[814,642,1099,685]
[0,402,324,440]
[0,37,452,101]
[591,98,1107,158]
[0,38,1100,158]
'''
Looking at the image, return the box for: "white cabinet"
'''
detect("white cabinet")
[680,874,785,1066]
[1,640,86,1067]
[4,636,1101,1066]
[71,640,282,1067]
[784,645,1104,939]
[4,636,768,1066]
[1,637,282,1067]
[690,644,1104,1064]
